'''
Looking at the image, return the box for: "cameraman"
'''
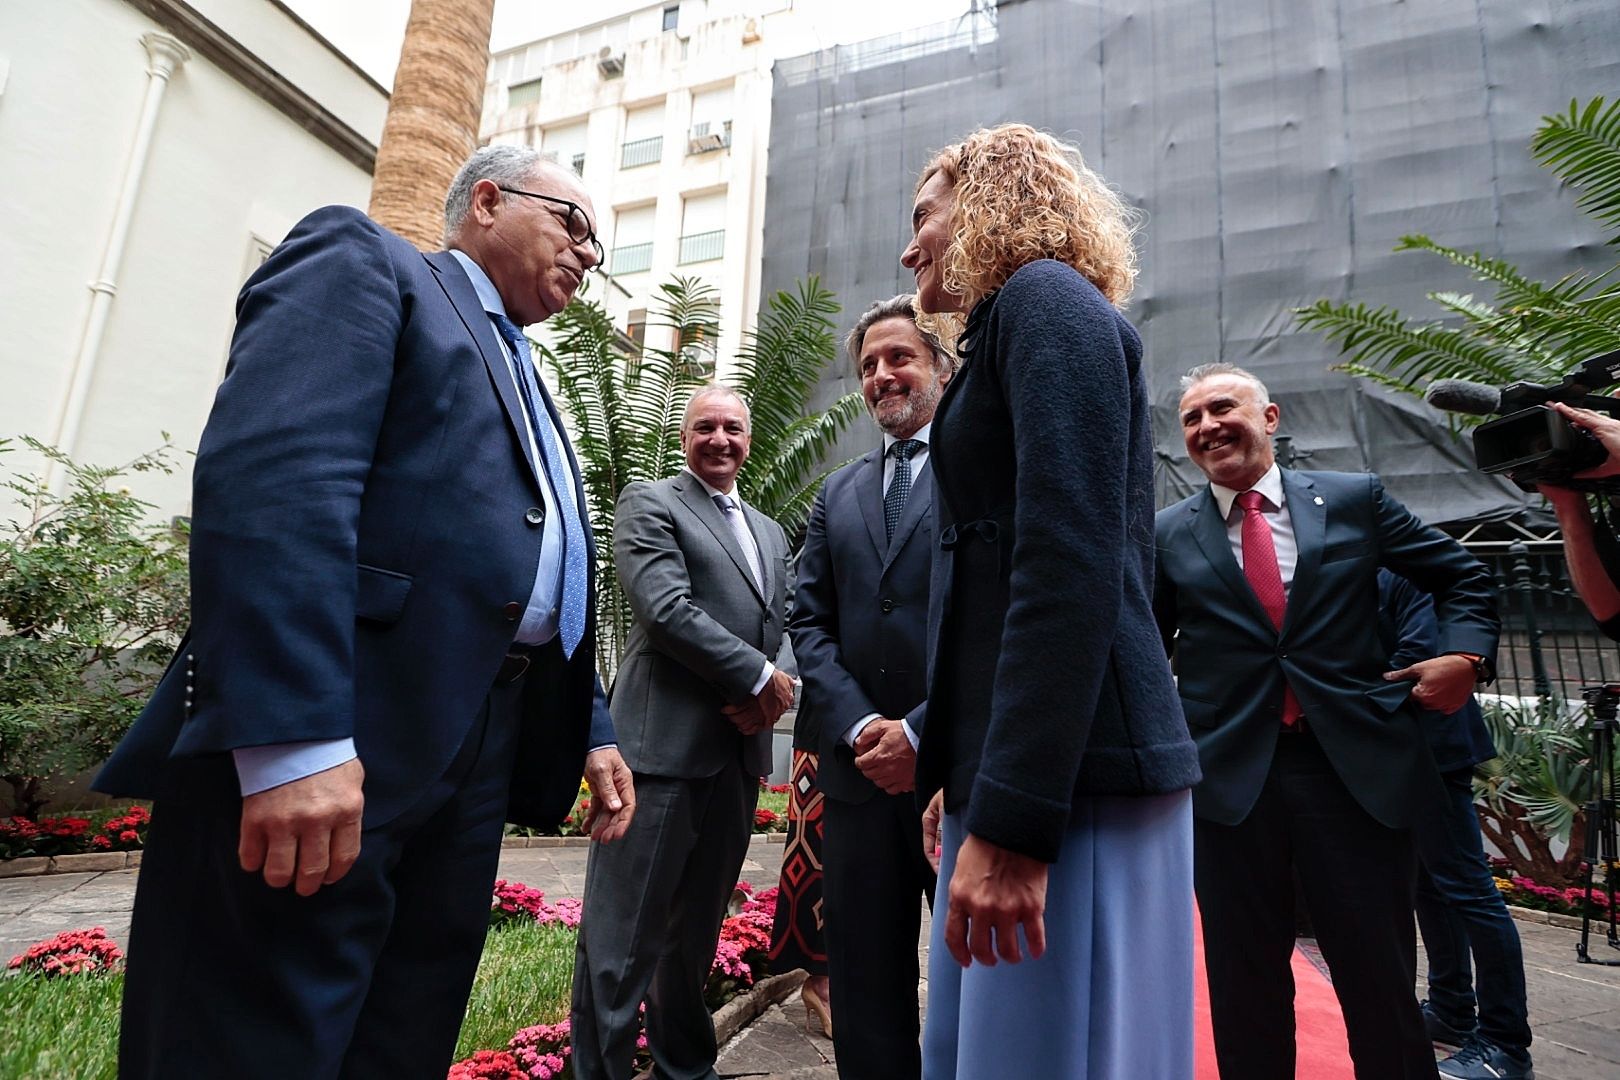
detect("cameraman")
[1536,401,1620,638]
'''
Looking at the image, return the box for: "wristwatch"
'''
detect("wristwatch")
[1448,652,1494,686]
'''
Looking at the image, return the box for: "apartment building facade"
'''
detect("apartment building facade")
[479,0,816,372]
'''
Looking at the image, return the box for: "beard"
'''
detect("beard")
[870,372,946,437]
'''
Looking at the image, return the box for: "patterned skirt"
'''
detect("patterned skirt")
[768,750,828,974]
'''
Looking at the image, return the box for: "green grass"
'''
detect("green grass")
[756,788,789,819]
[0,972,122,1079]
[452,921,578,1060]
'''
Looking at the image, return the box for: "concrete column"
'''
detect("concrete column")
[51,32,191,475]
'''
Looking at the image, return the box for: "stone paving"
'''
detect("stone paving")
[4,836,1618,1079]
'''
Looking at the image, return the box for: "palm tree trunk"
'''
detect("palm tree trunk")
[368,0,495,250]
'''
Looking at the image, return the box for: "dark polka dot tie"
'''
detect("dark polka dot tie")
[884,439,924,542]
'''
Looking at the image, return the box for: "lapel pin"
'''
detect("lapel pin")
[1313,496,1324,505]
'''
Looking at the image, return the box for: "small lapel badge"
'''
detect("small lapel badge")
[1313,496,1324,505]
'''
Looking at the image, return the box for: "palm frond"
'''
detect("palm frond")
[1531,96,1620,238]
[1295,299,1528,386]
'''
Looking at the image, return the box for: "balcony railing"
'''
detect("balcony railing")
[678,230,725,264]
[610,241,654,275]
[620,135,663,169]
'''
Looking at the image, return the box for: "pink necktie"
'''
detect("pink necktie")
[1237,490,1302,728]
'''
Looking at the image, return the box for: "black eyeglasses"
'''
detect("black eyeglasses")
[498,187,605,270]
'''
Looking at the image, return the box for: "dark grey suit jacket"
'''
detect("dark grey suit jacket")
[610,472,789,779]
[789,447,932,804]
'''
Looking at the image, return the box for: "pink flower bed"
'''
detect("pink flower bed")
[7,927,124,977]
[451,879,779,1078]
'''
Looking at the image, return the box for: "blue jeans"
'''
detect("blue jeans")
[1413,766,1532,1052]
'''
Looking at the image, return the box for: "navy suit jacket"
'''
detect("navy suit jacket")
[96,206,612,828]
[1377,568,1496,773]
[1154,470,1499,828]
[789,446,932,804]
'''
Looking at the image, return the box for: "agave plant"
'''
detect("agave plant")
[1474,695,1618,888]
[1296,96,1620,403]
[536,275,861,679]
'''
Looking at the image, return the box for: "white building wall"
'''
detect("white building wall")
[0,0,385,522]
[481,2,817,376]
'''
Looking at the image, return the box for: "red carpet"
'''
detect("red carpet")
[1193,911,1355,1078]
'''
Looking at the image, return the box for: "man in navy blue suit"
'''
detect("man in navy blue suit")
[1155,363,1499,1080]
[1379,569,1533,1080]
[95,146,634,1079]
[788,295,945,1078]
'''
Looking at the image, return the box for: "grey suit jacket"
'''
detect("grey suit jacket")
[610,473,789,779]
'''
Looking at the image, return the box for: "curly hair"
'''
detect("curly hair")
[917,123,1141,309]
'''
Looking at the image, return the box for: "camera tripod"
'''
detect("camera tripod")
[1576,685,1620,965]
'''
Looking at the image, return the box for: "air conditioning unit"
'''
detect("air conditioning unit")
[688,131,725,153]
[596,45,625,78]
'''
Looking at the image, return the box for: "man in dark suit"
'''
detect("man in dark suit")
[1154,363,1499,1080]
[1379,570,1533,1080]
[94,147,635,1078]
[571,385,794,1080]
[789,295,945,1078]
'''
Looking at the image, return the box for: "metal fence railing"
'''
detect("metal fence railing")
[1470,542,1620,700]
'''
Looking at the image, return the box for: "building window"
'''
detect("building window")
[626,309,647,353]
[662,5,679,32]
[507,77,543,108]
[678,230,725,264]
[570,152,586,176]
[678,322,717,378]
[610,242,654,275]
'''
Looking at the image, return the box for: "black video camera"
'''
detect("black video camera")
[1427,349,1620,494]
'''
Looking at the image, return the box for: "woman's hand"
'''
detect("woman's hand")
[943,832,1048,967]
[922,789,944,873]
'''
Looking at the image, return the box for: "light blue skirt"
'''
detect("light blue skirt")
[923,790,1195,1079]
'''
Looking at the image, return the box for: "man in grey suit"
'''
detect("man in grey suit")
[571,384,795,1080]
[790,295,946,1078]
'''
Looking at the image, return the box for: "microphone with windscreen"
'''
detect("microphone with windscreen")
[1423,379,1506,416]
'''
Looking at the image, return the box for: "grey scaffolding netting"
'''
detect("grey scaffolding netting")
[760,0,1620,525]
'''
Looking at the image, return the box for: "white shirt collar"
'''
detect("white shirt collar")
[682,466,737,501]
[882,421,932,456]
[1210,462,1285,519]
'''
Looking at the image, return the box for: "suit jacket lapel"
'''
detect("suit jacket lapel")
[1280,470,1323,635]
[676,475,767,606]
[425,251,543,493]
[1187,486,1275,631]
[883,458,932,573]
[855,448,886,558]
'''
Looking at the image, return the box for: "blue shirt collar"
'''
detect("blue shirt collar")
[447,248,510,321]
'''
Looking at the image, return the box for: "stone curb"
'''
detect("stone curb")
[0,851,142,878]
[1506,901,1607,932]
[631,970,808,1080]
[0,833,787,874]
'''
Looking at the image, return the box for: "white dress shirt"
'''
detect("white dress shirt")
[1209,462,1297,593]
[682,468,774,696]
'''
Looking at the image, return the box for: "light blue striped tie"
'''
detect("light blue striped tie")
[491,312,589,659]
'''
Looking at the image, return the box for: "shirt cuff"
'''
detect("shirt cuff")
[845,713,882,747]
[750,661,774,697]
[586,743,618,754]
[900,719,919,752]
[233,738,357,797]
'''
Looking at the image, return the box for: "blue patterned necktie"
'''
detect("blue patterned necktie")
[884,439,924,541]
[490,312,589,659]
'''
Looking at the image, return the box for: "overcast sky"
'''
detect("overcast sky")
[283,0,970,90]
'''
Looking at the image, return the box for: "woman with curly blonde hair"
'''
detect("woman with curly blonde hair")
[905,123,1200,1077]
